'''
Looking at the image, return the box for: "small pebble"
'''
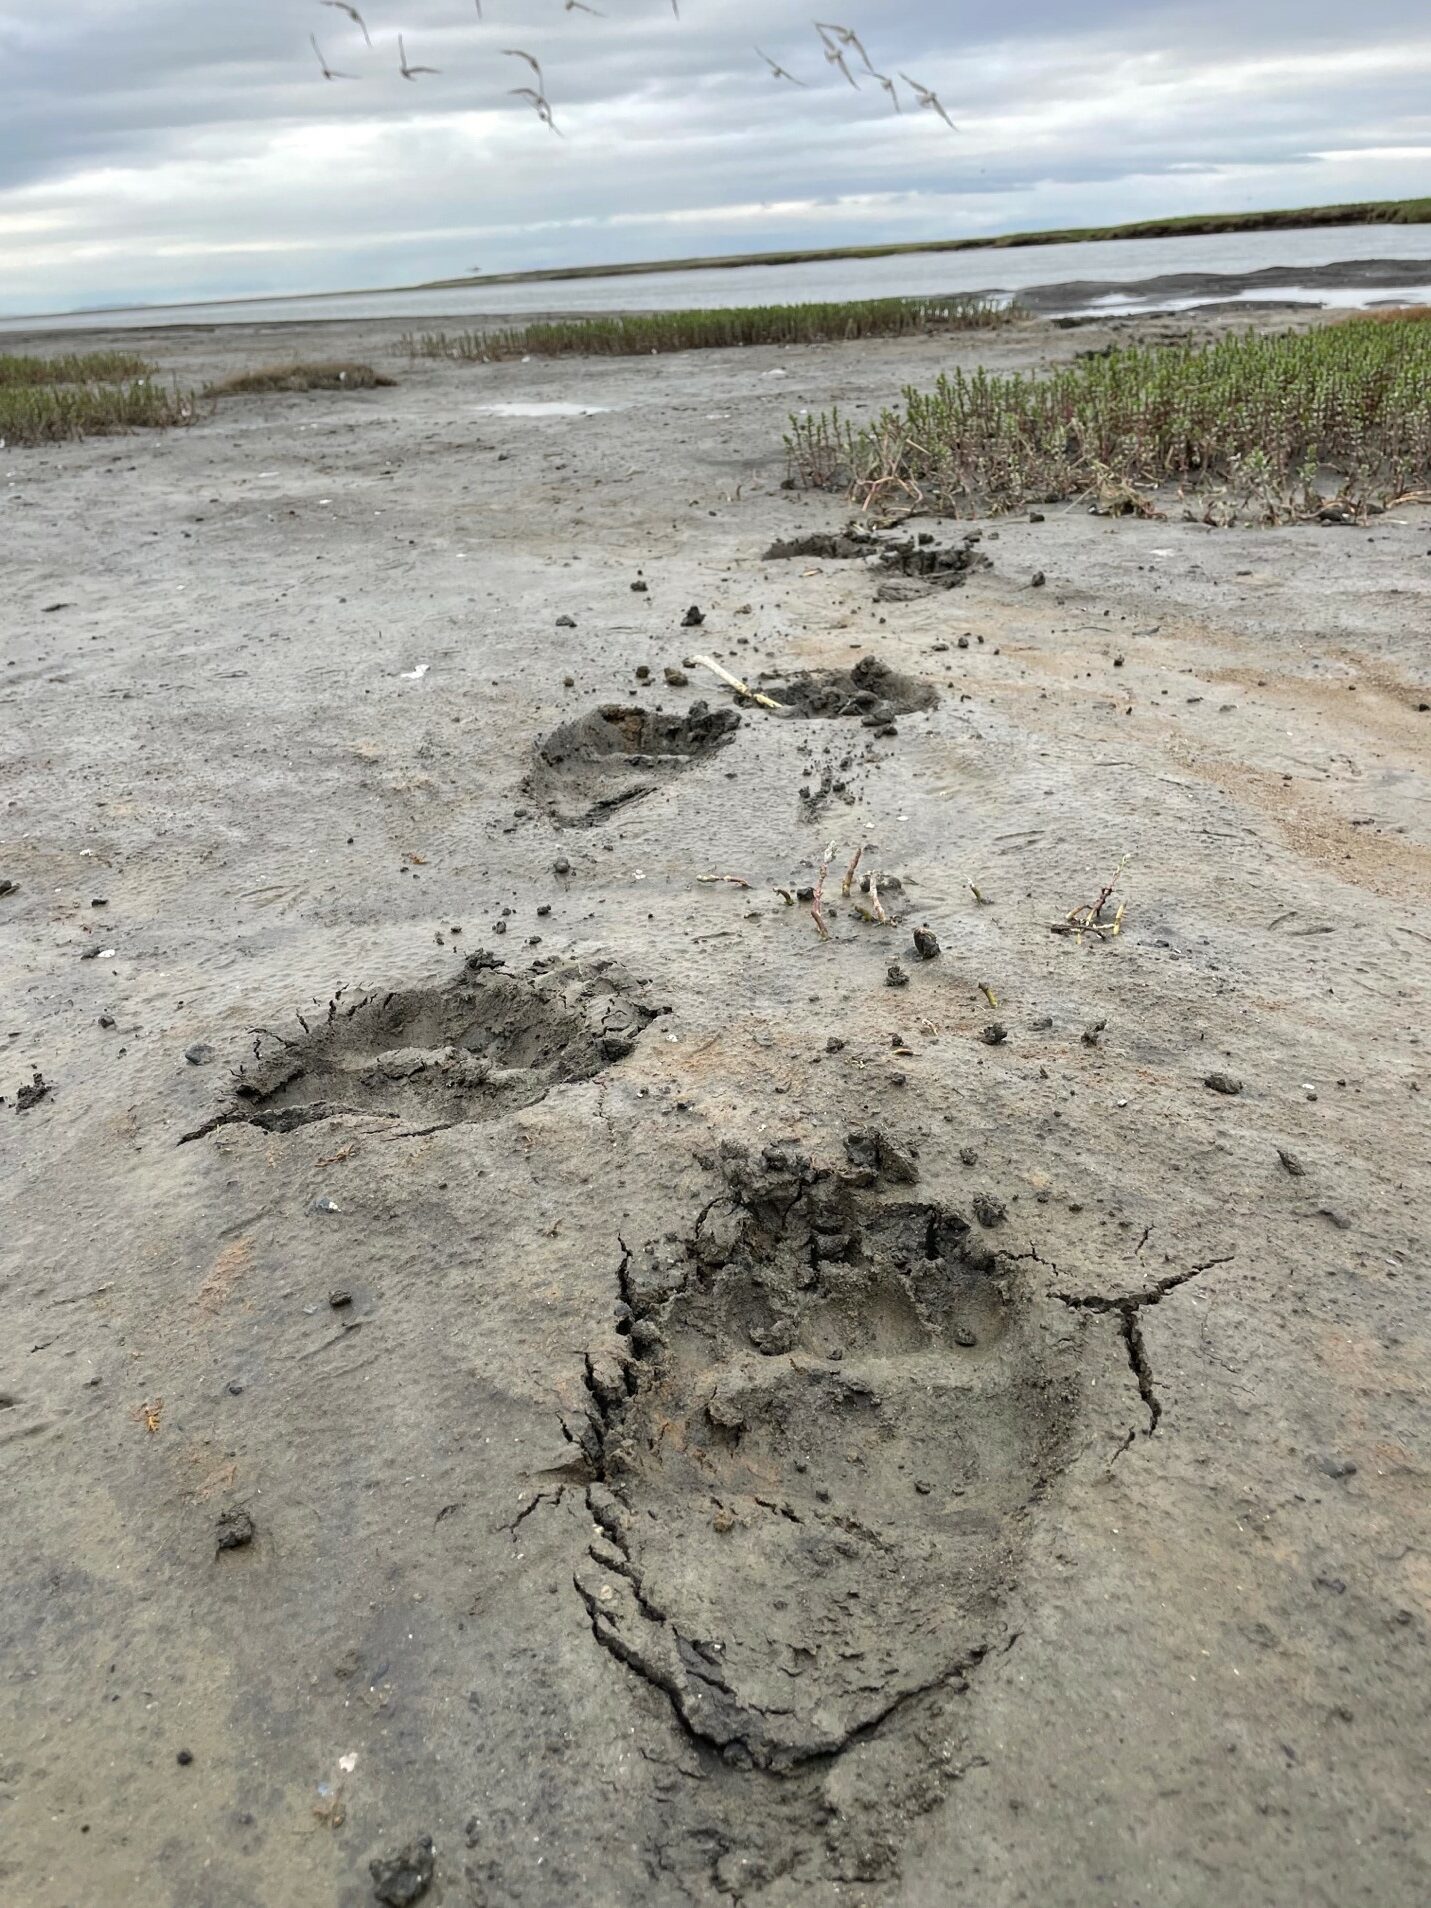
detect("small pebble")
[912,925,940,961]
[1204,1071,1242,1096]
[184,1043,216,1067]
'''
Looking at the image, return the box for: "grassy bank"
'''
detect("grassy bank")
[0,350,194,445]
[206,360,393,394]
[422,197,1431,290]
[404,295,1012,362]
[786,314,1431,524]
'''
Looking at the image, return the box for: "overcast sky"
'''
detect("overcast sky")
[1,0,1427,314]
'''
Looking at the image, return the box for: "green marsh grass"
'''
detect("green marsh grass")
[403,295,1013,362]
[786,316,1431,523]
[0,350,155,387]
[0,367,195,447]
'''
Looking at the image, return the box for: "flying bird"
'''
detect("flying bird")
[901,73,956,127]
[820,40,859,88]
[510,87,563,134]
[503,47,545,89]
[871,70,899,111]
[310,32,355,79]
[320,1,370,47]
[564,0,604,12]
[398,35,440,78]
[756,46,806,86]
[815,21,875,74]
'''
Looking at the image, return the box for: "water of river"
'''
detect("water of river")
[4,224,1430,334]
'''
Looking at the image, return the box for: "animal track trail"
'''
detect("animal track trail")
[575,1143,1084,1773]
[179,953,664,1141]
[529,701,740,827]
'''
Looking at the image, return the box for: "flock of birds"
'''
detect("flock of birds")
[308,5,955,137]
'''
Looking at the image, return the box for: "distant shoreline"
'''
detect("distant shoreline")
[419,197,1431,291]
[5,196,1429,325]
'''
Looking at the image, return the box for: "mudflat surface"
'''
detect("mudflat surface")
[2,310,1429,1908]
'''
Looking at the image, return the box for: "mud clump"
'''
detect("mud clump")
[765,654,938,724]
[764,525,990,590]
[180,954,664,1141]
[529,701,740,827]
[574,1143,1082,1773]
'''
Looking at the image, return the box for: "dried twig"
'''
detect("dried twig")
[697,874,752,888]
[841,846,863,897]
[867,872,889,926]
[811,845,834,940]
[1057,855,1129,942]
[691,653,787,712]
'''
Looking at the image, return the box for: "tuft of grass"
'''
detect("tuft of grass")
[0,349,155,387]
[0,379,195,447]
[786,315,1431,524]
[206,361,394,394]
[403,295,1013,362]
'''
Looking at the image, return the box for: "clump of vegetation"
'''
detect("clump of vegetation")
[786,316,1431,524]
[206,361,394,394]
[403,295,1013,362]
[0,349,155,387]
[0,377,194,447]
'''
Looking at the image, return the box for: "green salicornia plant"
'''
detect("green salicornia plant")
[785,317,1431,524]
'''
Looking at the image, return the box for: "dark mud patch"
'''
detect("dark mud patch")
[529,702,739,828]
[764,526,990,590]
[763,654,938,724]
[179,954,663,1142]
[574,1142,1081,1774]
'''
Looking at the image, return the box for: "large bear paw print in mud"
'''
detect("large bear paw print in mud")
[181,953,663,1140]
[575,1144,1084,1771]
[529,702,740,827]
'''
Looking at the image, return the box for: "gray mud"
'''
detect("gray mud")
[530,701,740,826]
[1,302,1428,1908]
[763,653,939,723]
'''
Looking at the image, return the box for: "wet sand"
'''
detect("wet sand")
[2,308,1429,1907]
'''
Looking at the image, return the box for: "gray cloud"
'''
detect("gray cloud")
[1,0,1428,311]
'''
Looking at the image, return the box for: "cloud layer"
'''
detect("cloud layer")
[1,0,1428,312]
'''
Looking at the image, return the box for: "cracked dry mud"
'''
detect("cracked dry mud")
[530,701,740,826]
[182,953,663,1139]
[575,1146,1080,1773]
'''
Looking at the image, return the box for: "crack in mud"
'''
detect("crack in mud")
[1054,1254,1235,1434]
